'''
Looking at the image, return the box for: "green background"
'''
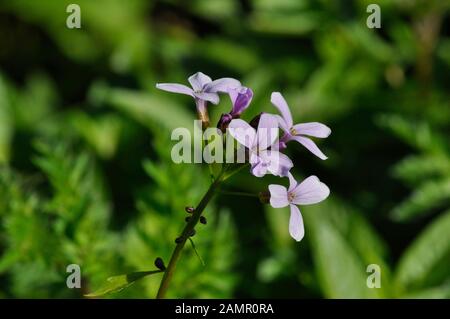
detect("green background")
[0,0,449,298]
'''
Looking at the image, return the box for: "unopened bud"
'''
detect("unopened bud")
[154,257,166,271]
[200,216,207,225]
[218,113,233,132]
[185,207,195,214]
[258,191,270,204]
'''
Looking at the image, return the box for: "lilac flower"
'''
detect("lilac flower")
[156,72,241,104]
[269,173,330,241]
[156,72,241,126]
[218,87,253,131]
[271,92,331,160]
[228,113,293,177]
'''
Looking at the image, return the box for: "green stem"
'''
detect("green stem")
[156,172,224,299]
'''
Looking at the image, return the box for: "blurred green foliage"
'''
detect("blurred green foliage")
[0,0,449,298]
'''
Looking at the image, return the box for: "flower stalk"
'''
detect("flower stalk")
[156,170,225,299]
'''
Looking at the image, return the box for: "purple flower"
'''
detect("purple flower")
[271,92,331,160]
[156,72,241,127]
[218,87,253,130]
[156,72,241,104]
[228,87,253,117]
[228,113,293,177]
[269,173,330,241]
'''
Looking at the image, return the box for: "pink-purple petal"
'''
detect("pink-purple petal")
[293,122,331,138]
[250,159,268,177]
[204,78,241,93]
[271,92,293,128]
[287,172,298,192]
[229,87,253,116]
[275,114,291,134]
[260,150,293,177]
[289,204,305,242]
[268,184,289,208]
[188,72,212,91]
[291,175,330,205]
[257,113,279,151]
[156,83,194,96]
[193,92,220,104]
[228,119,256,149]
[291,135,328,160]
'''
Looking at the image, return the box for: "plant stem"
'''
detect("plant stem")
[156,172,224,299]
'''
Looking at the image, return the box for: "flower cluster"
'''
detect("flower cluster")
[156,72,331,242]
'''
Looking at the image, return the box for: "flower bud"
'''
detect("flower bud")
[154,257,166,271]
[200,216,207,225]
[258,190,270,204]
[185,206,195,213]
[218,113,233,132]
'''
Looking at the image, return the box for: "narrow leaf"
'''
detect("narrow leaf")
[189,238,205,267]
[85,270,163,297]
[395,209,450,290]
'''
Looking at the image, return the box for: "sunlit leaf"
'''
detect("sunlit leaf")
[395,210,450,290]
[85,270,163,297]
[391,178,450,221]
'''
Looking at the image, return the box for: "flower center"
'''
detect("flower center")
[289,127,297,136]
[288,191,295,202]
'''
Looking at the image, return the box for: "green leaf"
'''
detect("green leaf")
[377,114,447,155]
[189,238,205,267]
[392,155,450,184]
[0,75,13,164]
[391,178,450,221]
[395,209,450,291]
[301,198,391,297]
[92,86,193,132]
[250,11,323,35]
[401,282,450,299]
[85,270,163,297]
[309,219,379,298]
[69,112,122,159]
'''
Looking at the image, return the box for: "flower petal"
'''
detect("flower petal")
[229,87,253,116]
[257,113,279,151]
[271,92,293,128]
[293,122,331,138]
[156,83,194,96]
[250,159,268,177]
[188,72,212,91]
[193,92,220,104]
[204,78,241,93]
[260,150,293,177]
[268,184,289,208]
[291,175,330,205]
[287,172,298,192]
[275,115,290,134]
[228,119,256,149]
[290,135,328,160]
[289,204,305,242]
